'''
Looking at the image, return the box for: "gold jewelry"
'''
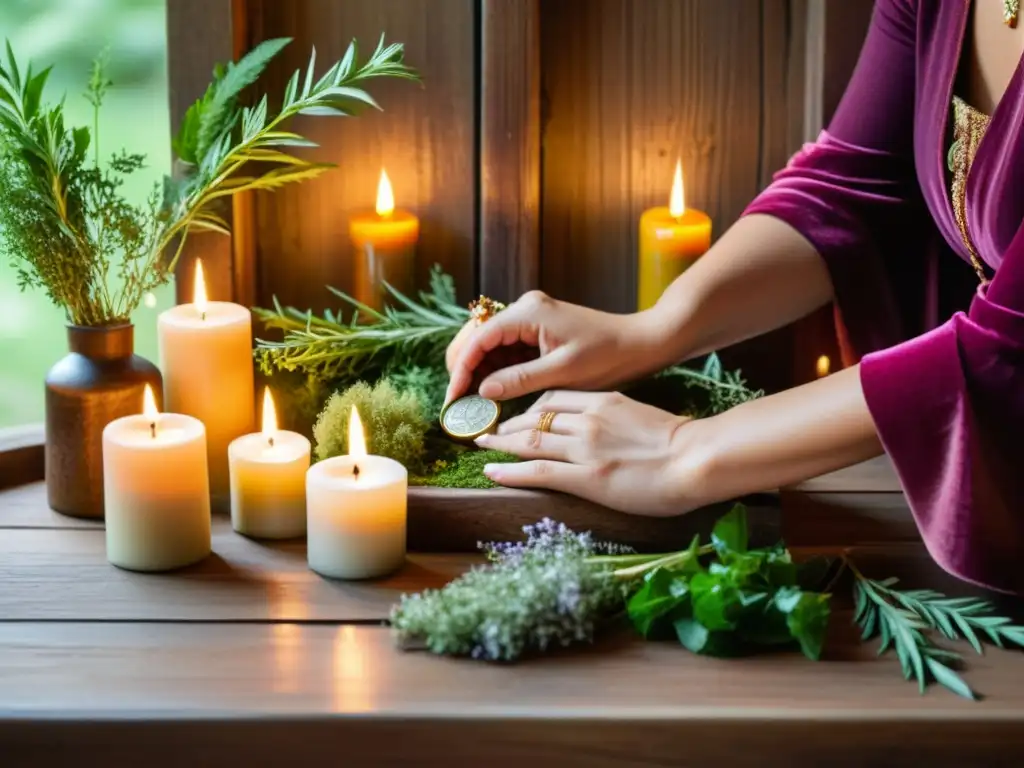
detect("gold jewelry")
[1006,0,1019,28]
[537,411,556,433]
[949,96,992,284]
[469,295,506,324]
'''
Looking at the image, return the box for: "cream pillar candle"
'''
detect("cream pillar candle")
[158,259,255,507]
[102,385,211,572]
[229,388,311,539]
[306,406,408,580]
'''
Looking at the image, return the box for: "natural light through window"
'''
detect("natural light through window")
[0,0,171,428]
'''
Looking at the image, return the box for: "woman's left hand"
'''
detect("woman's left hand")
[475,391,707,516]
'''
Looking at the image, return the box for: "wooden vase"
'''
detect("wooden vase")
[45,325,163,519]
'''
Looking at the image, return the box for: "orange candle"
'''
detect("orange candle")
[638,159,712,311]
[348,169,419,310]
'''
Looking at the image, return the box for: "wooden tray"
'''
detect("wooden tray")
[0,427,778,553]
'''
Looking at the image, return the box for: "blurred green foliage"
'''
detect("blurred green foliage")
[0,0,171,427]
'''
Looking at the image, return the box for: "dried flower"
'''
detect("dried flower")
[390,519,633,660]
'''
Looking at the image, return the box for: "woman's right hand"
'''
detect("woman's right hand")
[444,290,669,404]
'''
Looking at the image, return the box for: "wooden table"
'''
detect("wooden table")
[3,457,1024,767]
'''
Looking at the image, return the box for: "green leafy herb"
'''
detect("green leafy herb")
[850,568,1024,700]
[626,506,830,661]
[0,36,415,326]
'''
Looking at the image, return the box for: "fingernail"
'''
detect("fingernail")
[480,380,504,399]
[475,434,490,446]
[483,463,499,477]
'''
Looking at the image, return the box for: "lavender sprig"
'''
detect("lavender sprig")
[390,519,635,661]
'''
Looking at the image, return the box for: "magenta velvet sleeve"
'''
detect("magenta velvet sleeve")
[742,0,1024,592]
[743,0,932,360]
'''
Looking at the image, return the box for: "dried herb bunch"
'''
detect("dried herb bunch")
[0,37,415,326]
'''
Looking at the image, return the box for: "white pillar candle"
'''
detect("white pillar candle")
[103,385,211,572]
[229,388,311,539]
[158,260,255,507]
[306,406,407,580]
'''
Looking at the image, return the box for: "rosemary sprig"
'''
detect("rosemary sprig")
[852,572,973,699]
[255,265,469,381]
[851,565,1024,700]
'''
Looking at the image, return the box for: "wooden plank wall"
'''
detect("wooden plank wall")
[244,0,478,311]
[538,0,871,393]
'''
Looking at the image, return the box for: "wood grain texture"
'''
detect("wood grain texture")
[245,0,477,313]
[3,618,1024,766]
[407,487,779,552]
[0,425,43,492]
[542,0,761,313]
[539,1,814,393]
[782,492,915,546]
[165,0,240,304]
[0,523,473,622]
[0,474,779,553]
[785,454,901,493]
[479,0,542,302]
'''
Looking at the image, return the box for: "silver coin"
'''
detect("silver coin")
[442,395,499,437]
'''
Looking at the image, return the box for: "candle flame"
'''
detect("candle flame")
[348,405,367,458]
[194,258,208,318]
[143,384,159,419]
[262,388,278,443]
[669,159,686,218]
[142,384,159,437]
[816,355,831,378]
[375,169,395,217]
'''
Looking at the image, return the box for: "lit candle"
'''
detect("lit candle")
[348,169,419,310]
[816,355,831,378]
[306,405,408,580]
[102,385,211,572]
[228,388,311,540]
[158,259,255,508]
[638,159,712,310]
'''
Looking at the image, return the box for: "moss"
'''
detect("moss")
[313,380,431,470]
[386,362,449,420]
[412,449,520,489]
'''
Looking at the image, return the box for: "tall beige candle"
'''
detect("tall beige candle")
[103,385,211,572]
[158,260,255,507]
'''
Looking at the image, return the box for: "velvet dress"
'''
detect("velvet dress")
[743,0,1024,593]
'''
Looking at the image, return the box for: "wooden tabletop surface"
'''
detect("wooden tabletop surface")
[3,463,1024,766]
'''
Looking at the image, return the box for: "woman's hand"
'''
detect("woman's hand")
[474,390,708,516]
[444,291,670,405]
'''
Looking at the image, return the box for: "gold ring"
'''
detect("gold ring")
[469,296,506,324]
[537,411,556,433]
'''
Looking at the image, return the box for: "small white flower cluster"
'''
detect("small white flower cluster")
[390,519,632,661]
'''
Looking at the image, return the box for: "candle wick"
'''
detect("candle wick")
[201,311,206,321]
[149,421,157,439]
[268,435,275,448]
[353,464,360,479]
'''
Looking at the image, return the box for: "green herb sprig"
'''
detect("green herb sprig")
[255,265,470,382]
[851,567,1024,700]
[0,36,416,326]
[626,506,831,660]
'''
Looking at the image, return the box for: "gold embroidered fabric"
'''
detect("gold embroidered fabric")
[948,95,992,283]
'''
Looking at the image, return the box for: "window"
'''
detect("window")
[0,0,172,428]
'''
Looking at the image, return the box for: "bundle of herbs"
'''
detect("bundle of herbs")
[0,36,416,326]
[254,267,765,487]
[391,505,1024,699]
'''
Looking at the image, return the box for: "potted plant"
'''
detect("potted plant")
[0,37,415,518]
